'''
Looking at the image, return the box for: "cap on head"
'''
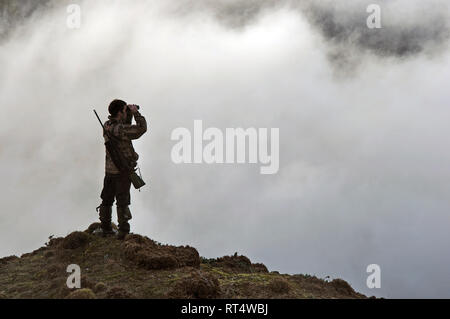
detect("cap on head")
[108,99,127,117]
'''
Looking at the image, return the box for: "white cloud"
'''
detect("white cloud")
[1,0,450,298]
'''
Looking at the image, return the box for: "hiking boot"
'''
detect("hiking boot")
[98,205,113,234]
[117,205,132,235]
[116,206,132,240]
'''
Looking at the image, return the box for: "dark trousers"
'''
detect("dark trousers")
[100,173,132,232]
[100,173,131,207]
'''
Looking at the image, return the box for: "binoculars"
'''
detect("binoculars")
[125,105,140,124]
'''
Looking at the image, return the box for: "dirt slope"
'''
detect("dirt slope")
[0,223,367,299]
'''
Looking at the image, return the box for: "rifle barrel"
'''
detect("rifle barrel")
[93,109,105,130]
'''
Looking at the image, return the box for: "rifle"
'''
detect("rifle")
[93,109,146,190]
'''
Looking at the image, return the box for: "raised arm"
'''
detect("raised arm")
[122,108,147,140]
[107,105,147,140]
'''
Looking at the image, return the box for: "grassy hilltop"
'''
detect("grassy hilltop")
[0,223,367,299]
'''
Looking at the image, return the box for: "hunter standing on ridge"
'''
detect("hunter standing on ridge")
[97,99,147,240]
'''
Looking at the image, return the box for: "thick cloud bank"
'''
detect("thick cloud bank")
[1,0,450,298]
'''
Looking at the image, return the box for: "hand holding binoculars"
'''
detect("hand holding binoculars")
[127,104,140,113]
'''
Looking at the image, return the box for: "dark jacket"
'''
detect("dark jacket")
[103,111,147,174]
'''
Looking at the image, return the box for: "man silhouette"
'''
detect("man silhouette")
[97,99,147,239]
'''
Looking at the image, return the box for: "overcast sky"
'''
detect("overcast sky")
[1,0,450,298]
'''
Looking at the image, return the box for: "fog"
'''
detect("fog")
[1,0,450,298]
